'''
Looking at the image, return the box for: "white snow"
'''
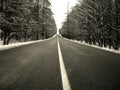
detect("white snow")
[1,34,119,55]
[64,38,120,55]
[0,40,43,51]
[0,34,57,51]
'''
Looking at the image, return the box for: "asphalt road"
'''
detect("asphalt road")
[0,35,120,90]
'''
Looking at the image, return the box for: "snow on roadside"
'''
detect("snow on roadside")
[65,38,120,55]
[0,34,57,51]
[0,40,43,51]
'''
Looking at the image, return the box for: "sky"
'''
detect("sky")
[50,0,78,30]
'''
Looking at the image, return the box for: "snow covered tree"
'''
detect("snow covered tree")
[61,0,120,50]
[0,0,57,45]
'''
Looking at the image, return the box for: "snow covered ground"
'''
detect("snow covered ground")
[0,40,43,51]
[0,34,120,55]
[0,34,56,51]
[69,39,120,55]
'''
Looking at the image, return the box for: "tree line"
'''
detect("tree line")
[60,0,120,50]
[0,0,57,45]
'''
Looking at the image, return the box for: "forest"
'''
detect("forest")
[60,0,120,50]
[0,0,57,45]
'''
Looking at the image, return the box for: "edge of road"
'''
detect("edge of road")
[59,35,120,55]
[0,34,57,51]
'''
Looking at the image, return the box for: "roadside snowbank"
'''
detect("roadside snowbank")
[66,38,120,55]
[0,40,43,51]
[0,34,56,51]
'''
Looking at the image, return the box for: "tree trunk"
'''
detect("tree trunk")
[3,31,7,45]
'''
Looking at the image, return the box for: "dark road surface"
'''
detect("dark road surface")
[0,35,120,90]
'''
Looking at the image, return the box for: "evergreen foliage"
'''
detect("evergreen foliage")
[0,0,57,45]
[60,0,120,50]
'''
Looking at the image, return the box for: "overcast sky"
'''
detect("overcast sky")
[50,0,78,30]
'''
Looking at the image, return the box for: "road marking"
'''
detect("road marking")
[57,39,71,90]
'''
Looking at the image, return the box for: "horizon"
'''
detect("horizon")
[50,0,78,31]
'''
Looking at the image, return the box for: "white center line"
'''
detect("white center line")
[57,39,71,90]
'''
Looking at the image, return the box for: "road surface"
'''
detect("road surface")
[0,35,120,90]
